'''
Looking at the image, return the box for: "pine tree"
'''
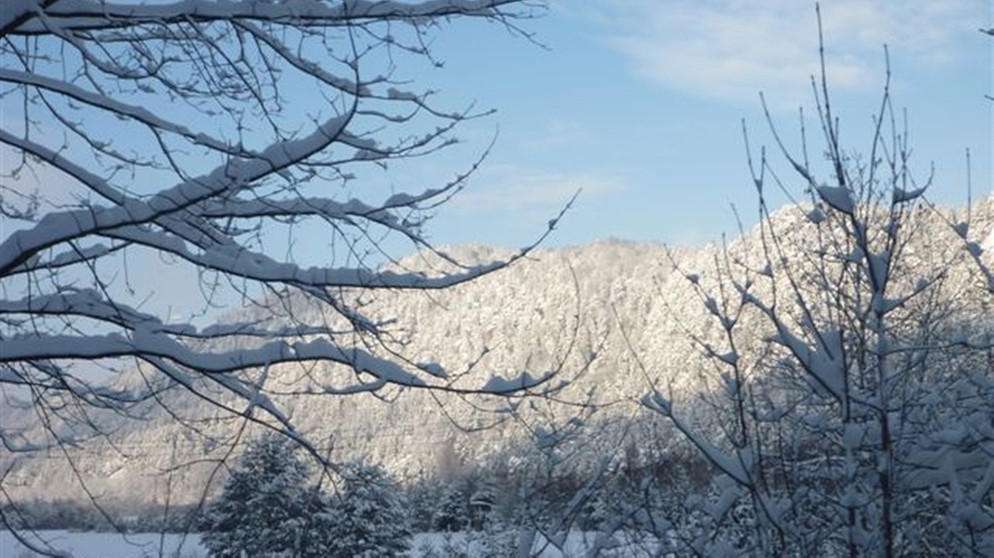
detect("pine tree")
[200,434,321,557]
[325,461,412,557]
[432,482,470,532]
[296,487,342,558]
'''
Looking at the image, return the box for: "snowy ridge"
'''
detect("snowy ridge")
[2,200,993,509]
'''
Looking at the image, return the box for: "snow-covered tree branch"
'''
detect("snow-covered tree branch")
[0,0,557,480]
[638,13,994,557]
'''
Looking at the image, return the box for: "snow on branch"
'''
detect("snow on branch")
[0,0,555,468]
[10,0,529,35]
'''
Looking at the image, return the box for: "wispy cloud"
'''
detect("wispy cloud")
[520,119,593,152]
[453,164,628,218]
[595,0,981,107]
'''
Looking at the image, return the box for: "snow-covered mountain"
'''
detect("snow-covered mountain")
[4,199,993,511]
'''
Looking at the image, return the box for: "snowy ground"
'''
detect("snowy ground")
[0,530,204,558]
[1,529,661,557]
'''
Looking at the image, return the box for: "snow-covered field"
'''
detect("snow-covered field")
[0,530,204,558]
[1,529,660,557]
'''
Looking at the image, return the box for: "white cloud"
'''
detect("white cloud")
[597,0,981,107]
[453,164,628,217]
[520,119,593,152]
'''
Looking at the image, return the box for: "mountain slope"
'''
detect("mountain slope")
[3,199,993,509]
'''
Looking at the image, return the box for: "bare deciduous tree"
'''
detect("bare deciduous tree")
[641,14,994,557]
[0,0,558,546]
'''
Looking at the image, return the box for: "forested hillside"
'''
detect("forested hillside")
[4,197,992,514]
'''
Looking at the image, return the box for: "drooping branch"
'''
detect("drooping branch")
[8,0,531,36]
[0,0,559,479]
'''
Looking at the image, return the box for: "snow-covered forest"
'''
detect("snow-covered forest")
[2,0,993,556]
[5,199,993,555]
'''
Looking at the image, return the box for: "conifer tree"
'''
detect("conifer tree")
[200,434,322,557]
[325,461,412,557]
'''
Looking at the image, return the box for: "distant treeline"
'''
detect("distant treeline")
[1,499,200,533]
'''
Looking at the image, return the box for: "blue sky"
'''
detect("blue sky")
[3,0,992,326]
[8,0,992,254]
[414,0,993,249]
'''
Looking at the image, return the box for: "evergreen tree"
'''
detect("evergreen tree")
[325,461,412,557]
[432,482,470,532]
[200,434,325,557]
[296,487,343,558]
[407,477,444,532]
